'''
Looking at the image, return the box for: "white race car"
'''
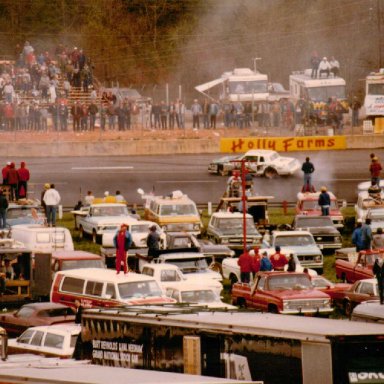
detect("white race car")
[208,149,300,178]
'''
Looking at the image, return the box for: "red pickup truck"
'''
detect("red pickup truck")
[335,249,384,283]
[231,271,332,315]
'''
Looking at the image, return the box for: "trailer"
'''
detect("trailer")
[79,305,384,384]
[364,69,384,123]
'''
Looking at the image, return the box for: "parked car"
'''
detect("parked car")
[364,207,384,234]
[334,278,379,317]
[292,215,342,251]
[11,224,74,253]
[310,275,351,303]
[355,190,384,223]
[351,300,384,323]
[140,189,202,236]
[295,191,345,229]
[207,149,300,178]
[263,230,323,273]
[231,271,332,315]
[335,249,382,283]
[164,232,234,273]
[206,212,262,251]
[50,268,176,309]
[165,283,236,310]
[75,203,137,243]
[0,302,75,337]
[141,263,223,295]
[101,220,165,248]
[6,201,45,227]
[222,251,317,286]
[7,324,81,358]
[51,250,105,272]
[357,180,384,193]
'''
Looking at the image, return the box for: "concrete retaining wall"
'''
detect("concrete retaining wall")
[0,134,381,157]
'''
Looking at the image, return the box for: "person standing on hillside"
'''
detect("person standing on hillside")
[7,163,19,201]
[351,96,361,127]
[373,256,384,304]
[147,225,161,259]
[318,186,331,216]
[369,156,382,186]
[113,224,132,274]
[270,246,288,271]
[0,189,9,229]
[361,218,373,251]
[301,157,315,192]
[237,248,255,284]
[191,99,202,129]
[17,161,30,199]
[43,184,61,227]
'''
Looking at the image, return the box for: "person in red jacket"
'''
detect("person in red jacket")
[7,162,19,201]
[250,246,261,279]
[270,246,288,271]
[1,162,11,185]
[17,161,30,199]
[370,156,382,186]
[237,248,255,283]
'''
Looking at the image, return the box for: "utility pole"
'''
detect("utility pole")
[253,57,261,73]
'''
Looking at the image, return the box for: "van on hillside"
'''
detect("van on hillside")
[11,225,74,254]
[50,268,176,309]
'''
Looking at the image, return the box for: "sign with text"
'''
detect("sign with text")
[220,136,346,153]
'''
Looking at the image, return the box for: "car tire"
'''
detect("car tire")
[344,300,353,317]
[219,166,227,177]
[92,230,98,244]
[79,226,84,240]
[209,262,222,275]
[236,297,246,308]
[264,167,278,179]
[230,274,238,287]
[268,304,278,314]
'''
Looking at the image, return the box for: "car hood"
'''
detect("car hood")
[264,288,329,300]
[211,155,238,164]
[216,228,260,237]
[267,246,321,255]
[297,226,340,235]
[88,216,133,225]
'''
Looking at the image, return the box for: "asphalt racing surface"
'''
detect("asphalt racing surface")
[1,148,372,207]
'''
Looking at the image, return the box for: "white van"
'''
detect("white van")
[50,268,176,309]
[10,224,74,253]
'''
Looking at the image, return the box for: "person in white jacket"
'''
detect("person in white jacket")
[318,57,331,78]
[43,184,61,226]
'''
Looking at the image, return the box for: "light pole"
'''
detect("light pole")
[253,57,262,73]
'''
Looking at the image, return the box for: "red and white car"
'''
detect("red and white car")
[296,191,345,229]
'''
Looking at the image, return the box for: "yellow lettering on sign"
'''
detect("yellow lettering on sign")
[220,136,346,153]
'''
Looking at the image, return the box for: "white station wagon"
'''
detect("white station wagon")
[208,149,301,178]
[8,324,80,358]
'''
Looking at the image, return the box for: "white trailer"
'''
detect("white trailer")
[364,69,384,122]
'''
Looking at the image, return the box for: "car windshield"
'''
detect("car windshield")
[7,207,42,219]
[228,80,268,94]
[180,290,218,303]
[307,85,346,102]
[60,259,104,270]
[216,218,258,233]
[275,235,315,247]
[368,83,384,95]
[365,253,383,265]
[166,258,208,273]
[311,277,332,288]
[268,275,312,290]
[118,280,162,299]
[92,206,129,216]
[296,217,333,227]
[159,204,198,216]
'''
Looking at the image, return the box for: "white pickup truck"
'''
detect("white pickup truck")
[129,250,223,294]
[73,203,138,243]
